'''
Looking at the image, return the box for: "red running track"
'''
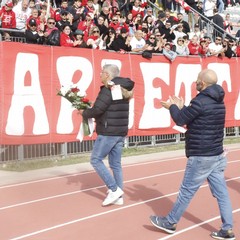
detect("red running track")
[0,144,240,240]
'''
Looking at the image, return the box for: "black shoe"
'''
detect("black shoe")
[211,229,235,240]
[150,216,176,234]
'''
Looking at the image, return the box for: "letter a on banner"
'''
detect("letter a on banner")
[6,53,49,135]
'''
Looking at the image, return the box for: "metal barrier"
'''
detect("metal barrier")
[0,127,239,162]
[0,28,26,42]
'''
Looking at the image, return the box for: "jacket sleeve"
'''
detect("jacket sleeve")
[169,98,202,126]
[82,87,112,119]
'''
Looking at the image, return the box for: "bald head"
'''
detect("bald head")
[196,69,218,92]
[199,69,218,85]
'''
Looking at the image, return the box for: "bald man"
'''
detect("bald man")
[149,69,235,240]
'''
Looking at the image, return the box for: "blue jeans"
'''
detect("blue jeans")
[90,135,125,191]
[166,153,233,230]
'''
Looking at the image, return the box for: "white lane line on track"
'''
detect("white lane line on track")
[0,169,185,211]
[157,208,240,240]
[1,148,239,189]
[1,160,240,211]
[0,156,186,189]
[8,176,240,240]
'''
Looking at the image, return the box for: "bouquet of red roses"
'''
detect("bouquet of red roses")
[57,85,92,137]
[57,85,91,110]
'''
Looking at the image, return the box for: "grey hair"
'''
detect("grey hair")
[102,64,120,78]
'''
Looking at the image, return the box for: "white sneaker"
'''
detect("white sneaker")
[102,187,124,206]
[113,197,124,205]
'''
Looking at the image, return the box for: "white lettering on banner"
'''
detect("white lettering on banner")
[56,57,93,134]
[208,63,232,92]
[175,64,201,105]
[235,90,240,120]
[100,59,134,129]
[139,62,171,129]
[6,53,49,135]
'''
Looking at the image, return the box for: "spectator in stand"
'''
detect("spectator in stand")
[165,10,177,26]
[74,29,89,48]
[143,7,156,22]
[56,10,73,31]
[131,0,145,19]
[77,13,95,41]
[111,27,132,52]
[203,35,212,45]
[145,33,163,53]
[235,30,240,44]
[109,14,129,32]
[173,24,187,46]
[133,13,143,30]
[13,0,31,31]
[195,0,204,29]
[104,27,116,50]
[236,41,240,57]
[208,36,223,56]
[188,23,204,40]
[43,17,61,46]
[26,8,44,31]
[198,38,210,56]
[141,27,149,40]
[54,0,71,21]
[96,15,109,37]
[188,35,200,55]
[159,20,176,43]
[163,42,177,62]
[2,31,11,41]
[25,18,44,44]
[220,38,236,58]
[217,0,225,13]
[184,0,197,30]
[175,37,190,56]
[155,31,166,48]
[67,0,85,31]
[83,0,97,17]
[60,24,80,46]
[28,0,36,10]
[125,12,135,36]
[130,29,147,52]
[155,12,166,31]
[183,34,190,45]
[204,0,216,21]
[92,0,101,16]
[143,15,155,33]
[86,26,105,49]
[176,13,190,35]
[0,1,16,29]
[102,0,119,12]
[212,8,224,39]
[223,13,233,38]
[99,6,111,25]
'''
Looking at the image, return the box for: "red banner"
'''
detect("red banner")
[0,42,240,145]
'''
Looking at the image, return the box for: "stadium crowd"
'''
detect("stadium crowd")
[0,0,240,58]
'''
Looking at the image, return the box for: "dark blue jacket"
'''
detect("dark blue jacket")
[82,77,134,136]
[169,84,225,157]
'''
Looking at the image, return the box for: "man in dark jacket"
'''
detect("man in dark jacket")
[80,64,134,207]
[112,28,132,52]
[150,69,235,240]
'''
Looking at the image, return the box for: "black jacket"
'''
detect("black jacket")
[82,77,135,136]
[112,35,132,52]
[169,84,225,157]
[25,30,44,44]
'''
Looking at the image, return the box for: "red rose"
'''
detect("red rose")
[82,98,89,103]
[71,87,79,93]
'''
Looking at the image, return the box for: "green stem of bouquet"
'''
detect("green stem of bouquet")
[82,119,90,136]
